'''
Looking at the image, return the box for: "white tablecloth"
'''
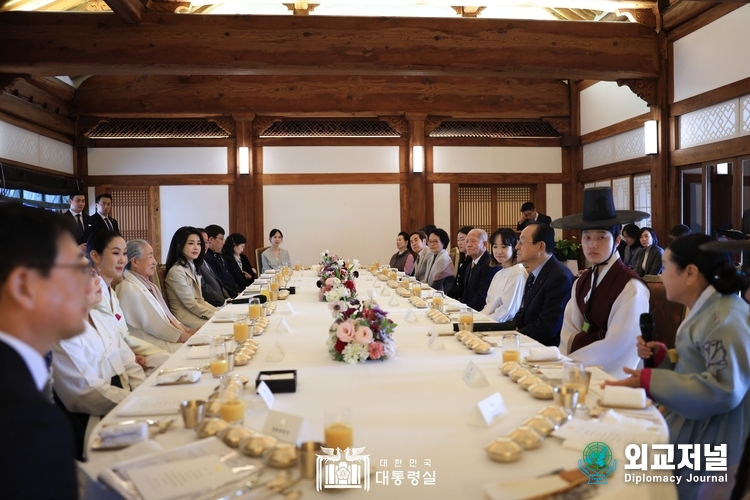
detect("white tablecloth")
[82,271,677,500]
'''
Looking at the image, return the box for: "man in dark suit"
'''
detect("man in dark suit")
[61,190,93,246]
[90,192,120,233]
[517,201,552,231]
[0,202,91,499]
[447,226,473,300]
[459,229,500,311]
[199,228,231,306]
[498,222,574,346]
[204,224,240,298]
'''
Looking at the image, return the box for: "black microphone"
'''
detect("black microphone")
[640,312,655,368]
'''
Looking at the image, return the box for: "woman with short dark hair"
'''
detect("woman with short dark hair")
[164,226,216,328]
[633,227,663,276]
[388,231,415,274]
[223,232,257,289]
[481,228,528,321]
[424,228,455,292]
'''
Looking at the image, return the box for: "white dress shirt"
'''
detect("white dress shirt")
[560,253,650,377]
[481,263,528,322]
[0,331,48,391]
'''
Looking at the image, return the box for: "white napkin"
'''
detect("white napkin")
[156,370,201,385]
[186,334,211,346]
[186,346,210,359]
[99,421,149,447]
[601,386,648,409]
[601,410,656,432]
[527,346,560,361]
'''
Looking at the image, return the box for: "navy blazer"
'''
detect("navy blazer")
[447,254,471,300]
[62,210,93,246]
[204,250,240,297]
[497,255,574,347]
[90,212,120,234]
[459,251,500,311]
[0,341,77,499]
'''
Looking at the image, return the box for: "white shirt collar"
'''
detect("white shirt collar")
[682,285,717,326]
[0,331,48,391]
[68,208,82,217]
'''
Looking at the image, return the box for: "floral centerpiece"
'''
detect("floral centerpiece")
[317,250,359,302]
[327,299,397,364]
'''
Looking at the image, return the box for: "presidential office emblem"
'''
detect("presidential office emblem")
[579,442,616,484]
[316,447,371,491]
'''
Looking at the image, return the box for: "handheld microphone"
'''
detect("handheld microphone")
[640,312,655,368]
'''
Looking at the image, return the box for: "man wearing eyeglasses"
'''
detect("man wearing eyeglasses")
[0,202,90,499]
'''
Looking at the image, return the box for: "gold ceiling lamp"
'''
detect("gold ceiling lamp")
[283,2,319,15]
[451,6,486,17]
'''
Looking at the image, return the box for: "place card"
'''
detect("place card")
[388,295,399,306]
[286,302,296,315]
[404,309,418,323]
[462,361,489,387]
[381,288,391,297]
[373,282,382,288]
[276,318,291,333]
[128,455,236,500]
[263,410,305,444]
[266,341,286,362]
[256,381,275,410]
[427,329,445,350]
[473,393,509,427]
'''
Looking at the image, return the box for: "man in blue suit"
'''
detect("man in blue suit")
[459,229,500,311]
[0,202,90,499]
[497,222,574,346]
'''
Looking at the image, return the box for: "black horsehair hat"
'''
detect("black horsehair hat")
[551,187,649,230]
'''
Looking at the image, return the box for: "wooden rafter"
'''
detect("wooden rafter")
[102,0,145,23]
[0,12,660,80]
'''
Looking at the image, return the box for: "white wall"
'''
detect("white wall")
[0,120,73,174]
[263,184,401,266]
[546,183,563,239]
[674,5,750,102]
[159,185,230,263]
[433,183,451,232]
[263,146,399,174]
[88,147,228,176]
[433,147,562,173]
[580,82,649,135]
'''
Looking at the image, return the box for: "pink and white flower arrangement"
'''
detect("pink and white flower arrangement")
[317,251,359,302]
[326,299,397,364]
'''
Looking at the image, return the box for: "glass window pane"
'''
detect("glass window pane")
[633,174,652,228]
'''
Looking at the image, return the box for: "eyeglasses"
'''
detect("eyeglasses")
[52,262,97,277]
[517,239,536,246]
[427,239,441,244]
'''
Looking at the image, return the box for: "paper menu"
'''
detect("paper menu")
[552,418,662,459]
[115,396,185,417]
[128,455,236,500]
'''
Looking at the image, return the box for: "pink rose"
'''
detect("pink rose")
[354,326,373,345]
[336,320,356,342]
[325,277,335,286]
[368,341,385,360]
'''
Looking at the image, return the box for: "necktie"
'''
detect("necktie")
[524,273,536,298]
[104,217,113,231]
[75,214,84,236]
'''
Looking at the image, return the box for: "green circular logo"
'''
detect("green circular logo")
[582,442,612,472]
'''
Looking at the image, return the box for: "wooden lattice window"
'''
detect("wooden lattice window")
[458,185,533,235]
[95,187,161,261]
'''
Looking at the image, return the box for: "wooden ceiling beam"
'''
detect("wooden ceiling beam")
[102,0,145,23]
[0,12,659,80]
[70,74,571,118]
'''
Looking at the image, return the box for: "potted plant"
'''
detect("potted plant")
[554,238,581,274]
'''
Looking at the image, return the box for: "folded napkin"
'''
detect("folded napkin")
[187,334,211,346]
[156,370,201,385]
[601,386,648,409]
[99,421,149,448]
[527,346,561,361]
[601,410,656,432]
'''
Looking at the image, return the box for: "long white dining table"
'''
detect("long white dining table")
[81,269,678,500]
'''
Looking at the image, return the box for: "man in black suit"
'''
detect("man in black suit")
[447,226,473,300]
[204,224,240,297]
[0,202,91,499]
[61,190,92,247]
[90,192,120,234]
[498,222,574,346]
[459,229,500,311]
[517,201,552,231]
[199,228,231,306]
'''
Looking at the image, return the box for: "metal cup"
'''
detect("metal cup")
[298,441,324,479]
[553,386,580,411]
[180,400,206,429]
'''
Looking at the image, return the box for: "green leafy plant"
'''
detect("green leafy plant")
[554,238,581,262]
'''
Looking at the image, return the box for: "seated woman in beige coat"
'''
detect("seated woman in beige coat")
[116,239,197,353]
[165,226,217,329]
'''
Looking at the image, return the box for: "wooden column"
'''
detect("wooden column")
[564,81,583,242]
[403,113,427,232]
[231,113,258,266]
[652,32,670,241]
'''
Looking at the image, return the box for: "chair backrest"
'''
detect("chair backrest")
[155,264,168,300]
[643,274,684,349]
[255,246,269,272]
[449,246,460,273]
